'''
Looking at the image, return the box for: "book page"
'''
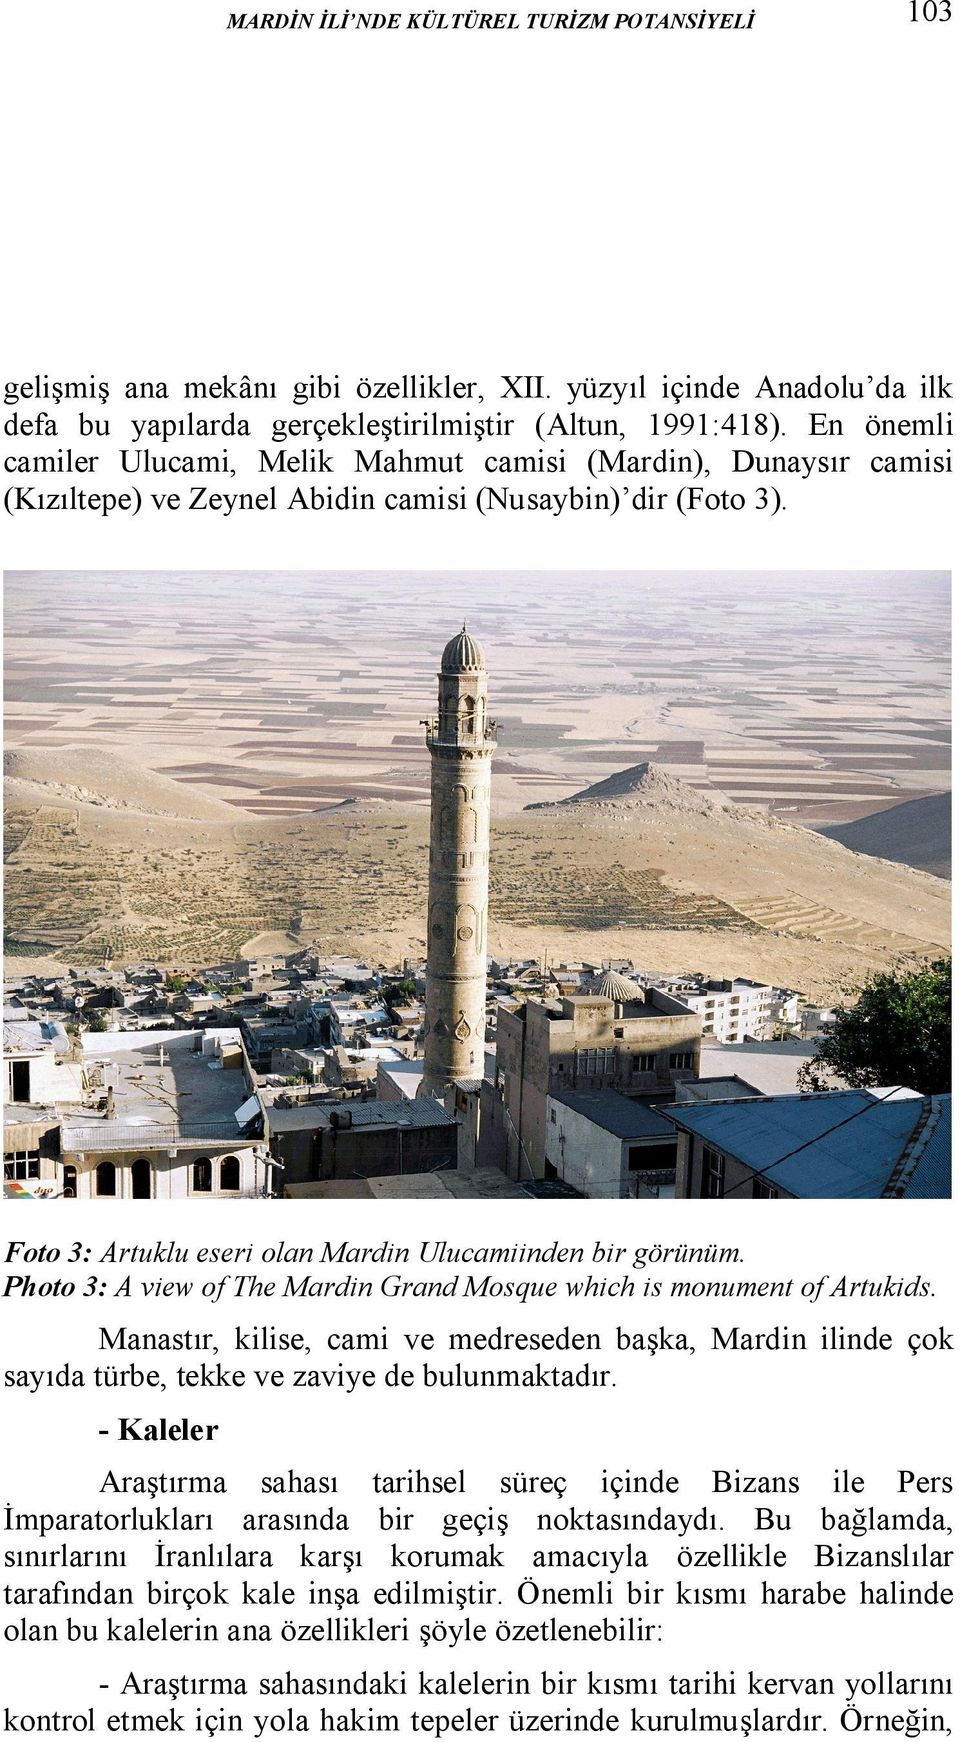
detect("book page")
[0,10,956,1742]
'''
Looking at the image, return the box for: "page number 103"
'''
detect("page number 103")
[909,0,951,17]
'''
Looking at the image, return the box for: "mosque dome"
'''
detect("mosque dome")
[593,969,642,1003]
[441,627,486,673]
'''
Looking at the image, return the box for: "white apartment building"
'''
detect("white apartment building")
[671,978,775,1044]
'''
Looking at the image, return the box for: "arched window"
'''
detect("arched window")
[193,1157,212,1193]
[96,1160,116,1197]
[131,1157,152,1199]
[463,696,476,734]
[219,1155,241,1193]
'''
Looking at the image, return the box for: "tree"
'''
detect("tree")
[798,958,950,1096]
[385,976,417,1002]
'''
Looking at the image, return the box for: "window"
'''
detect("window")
[669,1050,695,1071]
[752,1177,777,1199]
[131,1157,152,1200]
[700,1146,725,1199]
[582,1048,614,1077]
[96,1160,116,1198]
[632,1052,656,1072]
[4,1152,40,1181]
[549,1108,556,1124]
[219,1155,241,1193]
[193,1157,212,1193]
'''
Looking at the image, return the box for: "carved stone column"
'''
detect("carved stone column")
[419,628,497,1098]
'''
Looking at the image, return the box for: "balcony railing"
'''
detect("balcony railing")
[423,717,499,746]
[60,1119,258,1153]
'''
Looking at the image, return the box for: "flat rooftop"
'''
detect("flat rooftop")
[551,1088,676,1140]
[4,1018,69,1054]
[700,1038,818,1096]
[677,1075,763,1103]
[377,1059,424,1099]
[286,1167,529,1200]
[5,1103,59,1131]
[267,1097,454,1134]
[60,1034,256,1150]
[532,991,691,1024]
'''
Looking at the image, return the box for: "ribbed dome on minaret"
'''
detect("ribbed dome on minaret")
[441,626,485,673]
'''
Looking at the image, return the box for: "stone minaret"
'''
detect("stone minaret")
[419,628,497,1098]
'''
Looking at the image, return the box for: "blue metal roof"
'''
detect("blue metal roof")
[893,1098,951,1199]
[665,1093,951,1199]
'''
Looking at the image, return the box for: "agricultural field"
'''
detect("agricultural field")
[3,570,950,998]
[4,570,950,834]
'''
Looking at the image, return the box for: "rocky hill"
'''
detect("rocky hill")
[4,746,239,823]
[4,755,950,1000]
[526,760,765,820]
[818,790,950,880]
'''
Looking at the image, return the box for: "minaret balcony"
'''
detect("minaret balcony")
[423,718,499,749]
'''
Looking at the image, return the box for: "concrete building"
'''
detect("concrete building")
[3,1027,275,1200]
[262,1097,458,1185]
[5,1018,84,1108]
[240,1013,307,1067]
[668,1091,950,1199]
[4,1104,62,1195]
[317,1046,379,1091]
[270,1044,327,1082]
[771,988,801,1031]
[62,1029,272,1200]
[669,977,775,1043]
[674,1075,763,1104]
[377,1057,425,1100]
[544,1089,678,1198]
[4,1019,86,1196]
[325,999,390,1047]
[496,986,701,1181]
[420,628,498,1098]
[440,1050,502,1173]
